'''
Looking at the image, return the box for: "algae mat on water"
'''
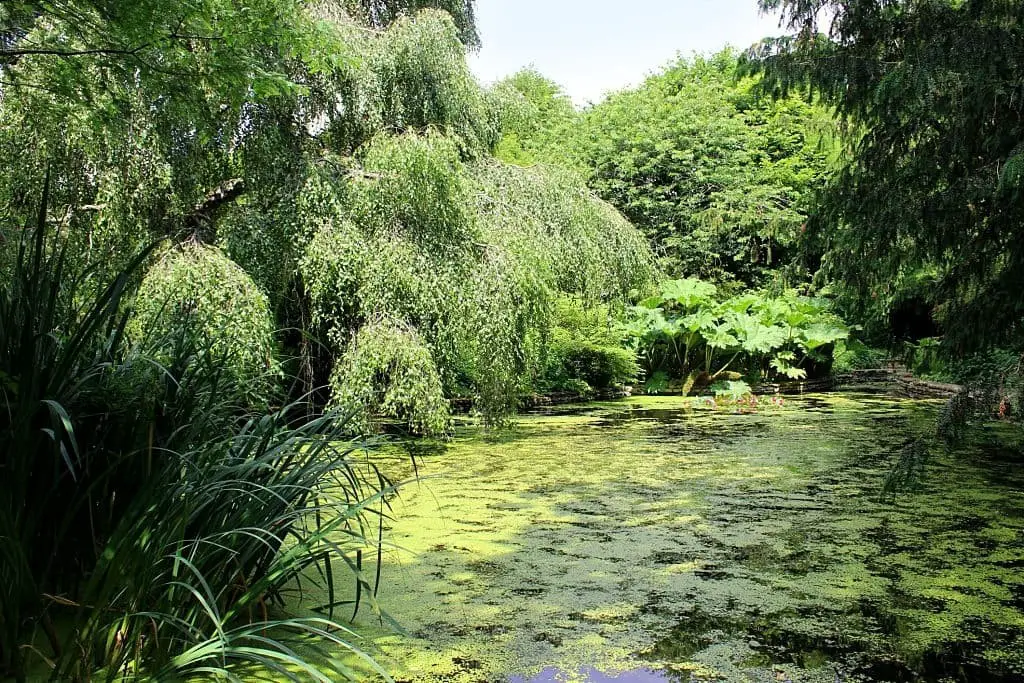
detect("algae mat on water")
[342,394,1024,682]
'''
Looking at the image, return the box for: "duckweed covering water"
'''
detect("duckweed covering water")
[341,394,1024,682]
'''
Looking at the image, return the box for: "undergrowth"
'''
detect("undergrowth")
[0,183,394,681]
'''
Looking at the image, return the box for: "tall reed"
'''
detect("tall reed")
[1,180,392,681]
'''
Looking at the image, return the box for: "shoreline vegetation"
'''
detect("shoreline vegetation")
[2,1,1022,681]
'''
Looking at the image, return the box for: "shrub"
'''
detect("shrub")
[832,338,890,372]
[128,242,279,408]
[555,342,639,391]
[329,319,451,436]
[542,298,640,393]
[625,278,850,392]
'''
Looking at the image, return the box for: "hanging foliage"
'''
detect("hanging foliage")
[373,11,494,149]
[295,129,654,431]
[353,129,478,248]
[340,0,479,47]
[329,318,451,435]
[471,160,654,301]
[1,0,657,436]
[315,8,495,155]
[128,242,279,406]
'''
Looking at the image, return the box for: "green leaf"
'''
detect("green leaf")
[705,323,740,350]
[729,314,787,354]
[660,278,718,309]
[638,295,665,309]
[799,323,849,351]
[712,379,752,400]
[680,310,717,333]
[770,355,807,379]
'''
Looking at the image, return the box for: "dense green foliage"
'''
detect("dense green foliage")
[503,52,836,288]
[296,131,652,428]
[491,68,577,166]
[330,318,451,435]
[127,242,280,407]
[0,1,652,434]
[0,0,658,680]
[541,298,641,396]
[486,56,862,398]
[0,205,392,681]
[749,0,1024,354]
[625,278,849,393]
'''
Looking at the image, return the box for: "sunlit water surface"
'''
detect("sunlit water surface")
[337,394,1024,682]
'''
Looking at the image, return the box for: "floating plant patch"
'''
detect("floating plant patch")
[324,394,1024,682]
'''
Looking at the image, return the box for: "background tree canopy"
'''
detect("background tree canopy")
[497,51,837,290]
[747,0,1024,352]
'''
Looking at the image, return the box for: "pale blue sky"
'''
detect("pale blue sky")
[469,0,784,105]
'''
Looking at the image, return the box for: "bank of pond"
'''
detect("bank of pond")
[326,392,1024,683]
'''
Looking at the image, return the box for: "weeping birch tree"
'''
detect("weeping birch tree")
[0,1,654,434]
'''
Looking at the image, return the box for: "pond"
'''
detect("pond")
[341,393,1024,682]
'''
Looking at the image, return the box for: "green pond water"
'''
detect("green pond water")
[340,393,1024,682]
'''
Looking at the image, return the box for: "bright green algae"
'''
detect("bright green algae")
[334,394,1024,682]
